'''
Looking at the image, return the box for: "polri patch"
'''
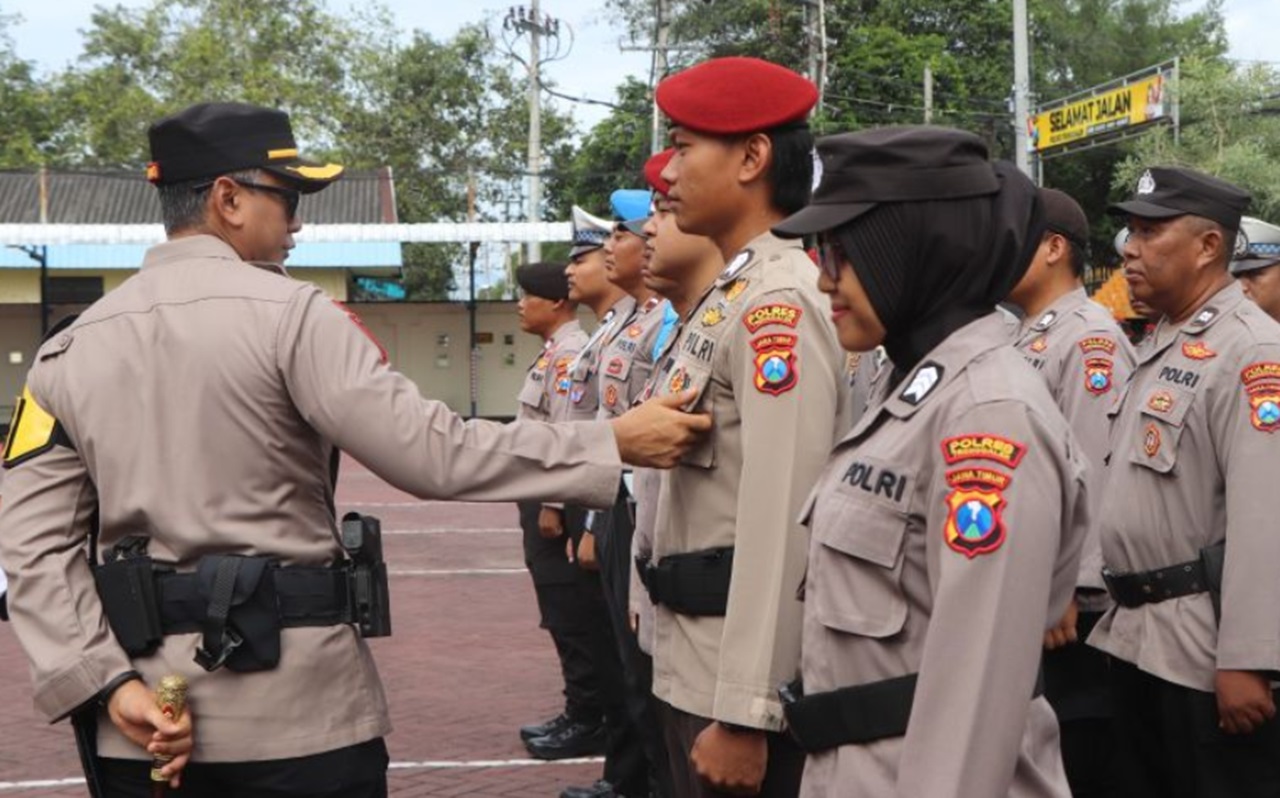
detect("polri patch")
[743,303,802,333]
[751,333,799,396]
[941,434,1027,469]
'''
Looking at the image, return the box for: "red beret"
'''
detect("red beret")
[656,57,817,135]
[645,149,675,196]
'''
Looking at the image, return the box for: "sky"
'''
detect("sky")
[3,0,1277,135]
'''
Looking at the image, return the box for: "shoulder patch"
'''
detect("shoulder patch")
[1078,336,1117,355]
[751,333,799,396]
[900,362,944,406]
[743,303,802,334]
[333,301,388,364]
[1182,341,1216,360]
[943,467,1009,558]
[1084,357,1115,395]
[941,434,1027,469]
[1242,362,1280,432]
[4,387,61,468]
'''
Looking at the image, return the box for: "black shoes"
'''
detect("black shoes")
[519,712,571,743]
[560,780,618,798]
[525,718,607,760]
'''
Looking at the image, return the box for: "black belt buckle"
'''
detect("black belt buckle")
[194,625,244,672]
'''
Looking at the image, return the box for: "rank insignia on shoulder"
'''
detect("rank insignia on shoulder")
[900,362,943,406]
[702,305,726,327]
[1190,307,1218,328]
[1084,357,1114,395]
[943,478,1007,558]
[751,333,799,396]
[719,249,754,284]
[941,434,1027,469]
[1078,337,1117,355]
[1182,341,1216,360]
[743,303,802,334]
[1032,310,1058,332]
[4,386,61,468]
[1028,336,1048,354]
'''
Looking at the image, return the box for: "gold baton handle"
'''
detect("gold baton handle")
[150,675,188,783]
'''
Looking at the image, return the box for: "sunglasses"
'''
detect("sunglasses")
[195,178,301,220]
[815,235,847,282]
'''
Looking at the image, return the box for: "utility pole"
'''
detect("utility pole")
[1012,0,1033,178]
[651,0,671,155]
[923,63,934,125]
[802,0,828,111]
[501,3,571,263]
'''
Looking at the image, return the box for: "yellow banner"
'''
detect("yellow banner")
[1029,71,1171,153]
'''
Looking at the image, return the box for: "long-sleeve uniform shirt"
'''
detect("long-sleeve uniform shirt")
[0,235,622,763]
[647,231,852,731]
[596,296,667,421]
[799,313,1087,798]
[1089,281,1280,692]
[1012,287,1136,594]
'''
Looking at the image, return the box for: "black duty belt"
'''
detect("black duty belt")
[635,547,733,616]
[780,671,1044,754]
[156,566,354,633]
[1102,558,1210,608]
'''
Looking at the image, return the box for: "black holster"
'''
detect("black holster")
[341,512,392,638]
[93,535,167,657]
[636,546,733,616]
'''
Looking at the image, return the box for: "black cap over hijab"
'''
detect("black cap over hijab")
[774,126,1044,373]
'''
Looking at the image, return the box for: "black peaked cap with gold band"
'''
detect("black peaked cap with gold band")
[146,102,343,193]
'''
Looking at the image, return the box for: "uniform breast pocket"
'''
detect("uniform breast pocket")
[675,366,716,469]
[517,376,546,412]
[1129,385,1193,474]
[809,497,910,638]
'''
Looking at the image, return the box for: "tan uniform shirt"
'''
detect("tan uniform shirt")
[648,232,852,731]
[567,296,635,422]
[1089,281,1280,692]
[516,320,588,424]
[1012,287,1136,592]
[800,313,1086,798]
[597,297,667,420]
[0,235,622,762]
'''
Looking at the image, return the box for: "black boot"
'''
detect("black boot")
[525,718,607,760]
[519,712,571,743]
[560,780,618,798]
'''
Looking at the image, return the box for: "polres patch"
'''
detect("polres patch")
[941,434,1027,469]
[742,303,802,334]
[943,481,1007,558]
[1078,336,1118,355]
[1084,357,1115,395]
[751,333,799,396]
[333,300,388,364]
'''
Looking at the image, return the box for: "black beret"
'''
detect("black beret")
[1040,187,1089,249]
[516,261,571,301]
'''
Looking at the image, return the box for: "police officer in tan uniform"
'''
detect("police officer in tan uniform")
[0,102,708,797]
[640,57,852,797]
[773,126,1086,798]
[1231,216,1280,322]
[1006,188,1136,798]
[1089,167,1280,797]
[562,190,675,798]
[513,260,612,761]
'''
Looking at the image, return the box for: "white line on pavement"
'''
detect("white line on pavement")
[389,568,526,576]
[0,759,604,791]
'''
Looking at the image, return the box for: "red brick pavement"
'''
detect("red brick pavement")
[0,456,604,796]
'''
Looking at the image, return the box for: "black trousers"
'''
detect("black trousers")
[1109,658,1280,798]
[520,501,621,724]
[98,737,388,798]
[656,700,804,798]
[594,488,674,798]
[1043,610,1120,798]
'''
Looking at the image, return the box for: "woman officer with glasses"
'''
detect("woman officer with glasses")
[771,126,1088,798]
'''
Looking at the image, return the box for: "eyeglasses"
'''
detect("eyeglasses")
[815,235,847,282]
[194,178,301,220]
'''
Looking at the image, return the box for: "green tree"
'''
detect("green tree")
[0,12,57,166]
[1113,58,1280,222]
